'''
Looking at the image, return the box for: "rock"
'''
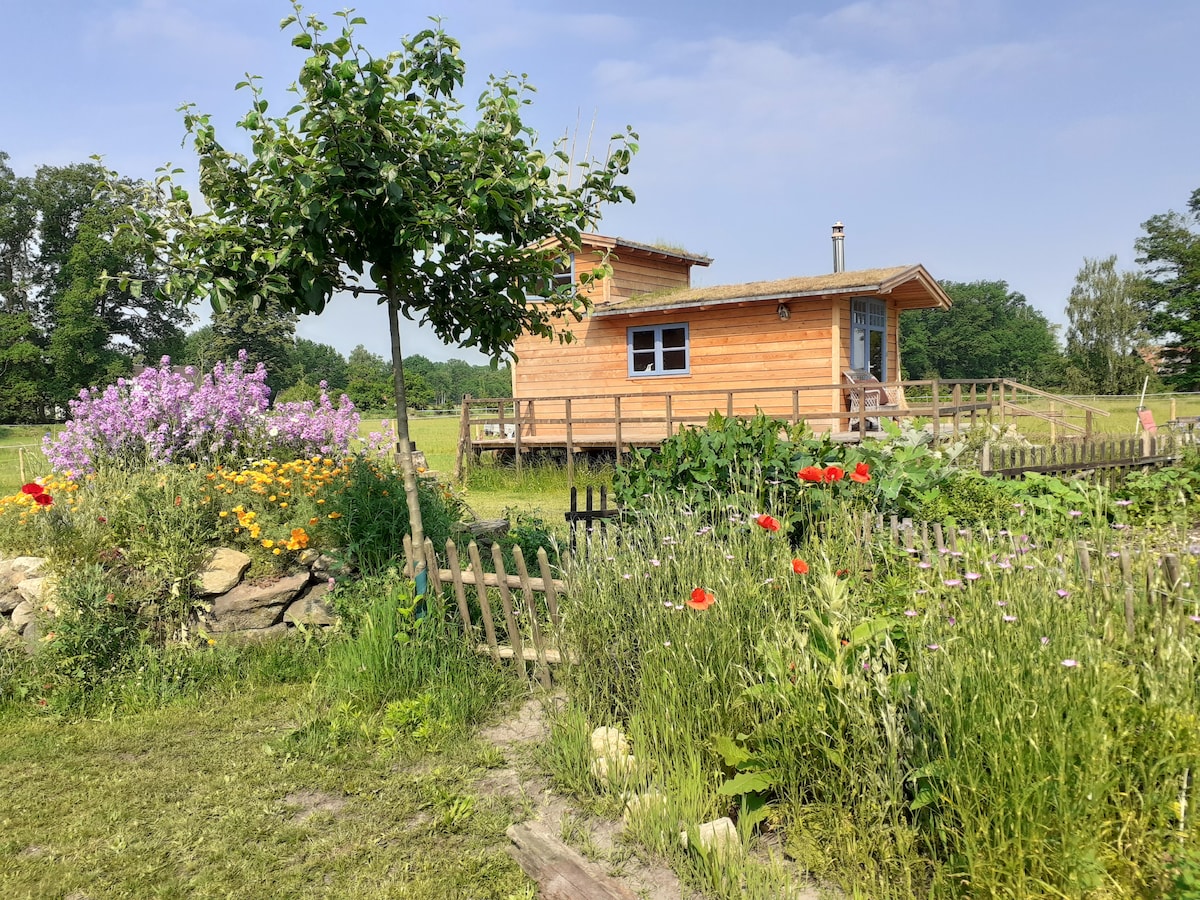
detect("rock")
[9,557,46,579]
[10,600,36,632]
[283,582,336,626]
[0,559,12,581]
[298,548,320,568]
[680,817,740,856]
[207,571,309,632]
[16,576,56,606]
[590,754,637,782]
[21,618,41,647]
[590,726,630,760]
[0,589,22,613]
[0,623,21,649]
[215,623,289,644]
[197,548,252,596]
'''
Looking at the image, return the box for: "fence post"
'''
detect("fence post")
[980,440,992,475]
[930,379,941,441]
[490,543,528,680]
[18,446,25,484]
[454,396,472,483]
[513,400,523,476]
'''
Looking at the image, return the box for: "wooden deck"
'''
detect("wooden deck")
[453,379,1110,480]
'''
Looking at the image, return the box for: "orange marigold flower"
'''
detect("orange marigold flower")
[850,462,871,483]
[755,513,780,532]
[791,558,809,575]
[797,466,824,483]
[823,466,845,483]
[327,512,342,519]
[687,587,715,610]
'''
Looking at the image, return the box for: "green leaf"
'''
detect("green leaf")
[717,771,777,796]
[712,734,751,769]
[292,33,313,50]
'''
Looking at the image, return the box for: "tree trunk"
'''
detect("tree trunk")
[387,286,427,581]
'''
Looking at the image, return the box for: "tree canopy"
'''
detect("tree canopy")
[1135,187,1200,390]
[113,4,636,572]
[900,280,1063,387]
[1063,255,1154,394]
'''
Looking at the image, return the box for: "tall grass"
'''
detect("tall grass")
[553,496,1200,897]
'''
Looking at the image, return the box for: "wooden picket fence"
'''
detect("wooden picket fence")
[402,534,566,688]
[980,433,1181,481]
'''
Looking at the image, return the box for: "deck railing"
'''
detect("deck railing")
[454,379,1110,479]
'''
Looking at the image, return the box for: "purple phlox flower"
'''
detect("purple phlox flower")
[997,560,1012,570]
[947,616,957,626]
[904,609,919,617]
[926,643,941,651]
[761,578,775,585]
[1068,510,1083,518]
[1002,615,1017,622]
[1056,589,1070,599]
[663,601,673,608]
[996,600,1007,607]
[1061,659,1079,668]
[965,572,982,581]
[622,573,633,580]
[918,561,932,569]
[915,589,928,595]
[943,579,962,587]
[649,558,661,567]
[1114,499,1133,507]
[1041,636,1050,646]
[724,554,735,561]
[1112,523,1128,530]
[1188,615,1200,624]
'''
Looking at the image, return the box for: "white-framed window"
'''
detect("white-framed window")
[850,297,887,380]
[628,323,690,377]
[528,253,575,302]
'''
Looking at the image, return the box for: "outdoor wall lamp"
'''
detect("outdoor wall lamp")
[777,302,791,321]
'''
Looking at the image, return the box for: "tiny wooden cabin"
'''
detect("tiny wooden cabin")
[507,231,952,442]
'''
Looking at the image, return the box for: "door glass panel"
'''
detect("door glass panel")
[869,330,884,379]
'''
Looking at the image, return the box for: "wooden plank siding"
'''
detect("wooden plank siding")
[510,237,928,440]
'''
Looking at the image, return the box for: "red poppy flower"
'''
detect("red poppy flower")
[33,493,53,506]
[20,482,44,496]
[797,466,824,483]
[823,466,845,483]
[755,514,780,532]
[850,462,871,483]
[791,558,809,575]
[687,587,715,610]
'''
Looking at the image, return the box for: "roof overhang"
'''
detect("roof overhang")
[592,264,951,317]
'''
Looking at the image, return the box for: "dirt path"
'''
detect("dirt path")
[475,694,702,900]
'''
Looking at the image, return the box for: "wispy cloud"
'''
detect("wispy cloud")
[90,0,262,66]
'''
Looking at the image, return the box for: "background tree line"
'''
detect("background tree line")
[0,150,509,422]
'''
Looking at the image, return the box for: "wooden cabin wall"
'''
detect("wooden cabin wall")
[512,299,838,437]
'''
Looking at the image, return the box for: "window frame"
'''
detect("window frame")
[627,322,691,378]
[527,252,575,302]
[849,297,887,381]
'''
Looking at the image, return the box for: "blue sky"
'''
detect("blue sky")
[4,0,1198,365]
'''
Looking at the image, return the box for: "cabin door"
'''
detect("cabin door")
[849,298,886,381]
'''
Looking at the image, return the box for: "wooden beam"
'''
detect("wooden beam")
[506,821,638,900]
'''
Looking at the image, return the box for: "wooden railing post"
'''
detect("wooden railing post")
[665,394,673,439]
[454,395,473,483]
[513,399,523,476]
[613,395,623,464]
[952,383,962,437]
[930,379,941,441]
[857,386,867,440]
[565,398,574,489]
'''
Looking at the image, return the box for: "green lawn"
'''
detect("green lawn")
[0,682,533,900]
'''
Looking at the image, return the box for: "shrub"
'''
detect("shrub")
[321,456,465,576]
[43,354,360,473]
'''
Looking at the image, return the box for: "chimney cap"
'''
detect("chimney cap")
[832,221,845,235]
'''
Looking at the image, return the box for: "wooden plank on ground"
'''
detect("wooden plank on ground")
[506,821,638,900]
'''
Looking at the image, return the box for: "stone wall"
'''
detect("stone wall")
[0,549,339,649]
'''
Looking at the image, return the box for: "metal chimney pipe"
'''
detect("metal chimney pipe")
[832,222,845,273]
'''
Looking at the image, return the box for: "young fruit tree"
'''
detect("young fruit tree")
[109,4,637,580]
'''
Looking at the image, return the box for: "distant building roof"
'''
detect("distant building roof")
[592,264,951,317]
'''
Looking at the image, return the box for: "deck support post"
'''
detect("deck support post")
[930,379,941,442]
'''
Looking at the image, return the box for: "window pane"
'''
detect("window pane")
[661,327,686,349]
[632,350,656,372]
[632,330,655,351]
[869,331,884,379]
[851,328,866,370]
[661,349,686,371]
